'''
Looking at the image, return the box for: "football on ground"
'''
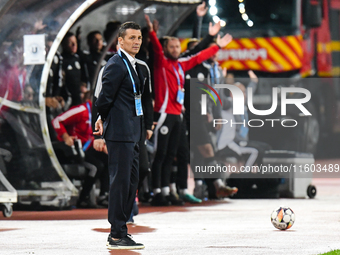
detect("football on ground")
[271,206,295,230]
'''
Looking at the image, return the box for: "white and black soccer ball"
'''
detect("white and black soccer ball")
[271,206,295,230]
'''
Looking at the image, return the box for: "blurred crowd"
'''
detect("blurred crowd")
[0,2,271,221]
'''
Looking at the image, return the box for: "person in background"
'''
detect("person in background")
[182,2,238,200]
[61,32,88,107]
[23,85,34,102]
[82,30,106,88]
[217,71,271,166]
[172,2,229,203]
[29,21,72,139]
[52,90,106,208]
[145,14,233,206]
[103,20,122,56]
[0,41,26,113]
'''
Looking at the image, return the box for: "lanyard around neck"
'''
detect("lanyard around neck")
[172,63,184,88]
[83,101,93,151]
[118,49,138,95]
[86,102,92,127]
[210,63,219,85]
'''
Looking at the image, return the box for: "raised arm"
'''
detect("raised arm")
[182,21,221,58]
[145,15,164,68]
[180,33,233,72]
[179,45,219,72]
[247,70,258,94]
[193,1,208,39]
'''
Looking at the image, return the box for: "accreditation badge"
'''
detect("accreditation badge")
[135,94,143,116]
[177,88,185,105]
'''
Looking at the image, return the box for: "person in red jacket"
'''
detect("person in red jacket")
[145,15,233,206]
[52,91,107,208]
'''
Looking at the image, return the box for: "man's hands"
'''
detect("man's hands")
[93,139,108,154]
[33,20,46,33]
[196,2,208,17]
[46,97,65,109]
[145,122,157,140]
[62,133,76,147]
[209,21,221,36]
[146,130,153,140]
[216,33,233,49]
[93,119,103,136]
[46,97,59,108]
[145,15,160,33]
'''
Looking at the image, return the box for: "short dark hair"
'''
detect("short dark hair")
[83,90,93,102]
[159,36,170,48]
[87,30,102,46]
[61,32,75,48]
[103,20,121,41]
[141,27,149,37]
[118,21,141,38]
[187,38,199,50]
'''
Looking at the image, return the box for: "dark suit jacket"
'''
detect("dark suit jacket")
[136,59,153,131]
[96,51,145,143]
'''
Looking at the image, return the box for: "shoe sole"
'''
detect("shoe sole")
[150,203,170,206]
[217,191,238,196]
[181,196,202,204]
[107,245,145,250]
[184,199,202,204]
[168,201,185,206]
[216,189,238,198]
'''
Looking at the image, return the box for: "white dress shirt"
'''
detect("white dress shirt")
[120,48,137,74]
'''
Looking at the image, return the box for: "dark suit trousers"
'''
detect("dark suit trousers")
[106,141,139,238]
[138,126,150,190]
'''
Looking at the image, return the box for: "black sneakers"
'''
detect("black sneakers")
[166,193,185,206]
[151,193,185,206]
[138,190,152,203]
[76,197,98,209]
[107,234,145,250]
[106,234,111,246]
[150,193,170,206]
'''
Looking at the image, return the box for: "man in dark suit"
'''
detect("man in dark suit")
[94,22,145,250]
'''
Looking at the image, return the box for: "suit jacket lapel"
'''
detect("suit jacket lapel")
[121,51,142,93]
[135,63,145,93]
